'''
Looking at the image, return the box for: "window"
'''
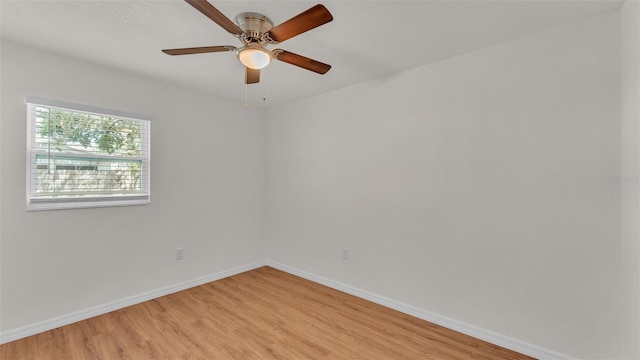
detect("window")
[26,97,150,211]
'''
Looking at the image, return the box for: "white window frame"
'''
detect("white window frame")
[26,96,151,211]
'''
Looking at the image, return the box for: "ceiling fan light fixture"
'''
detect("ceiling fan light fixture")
[237,46,272,70]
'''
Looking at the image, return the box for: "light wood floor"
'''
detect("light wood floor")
[0,266,534,359]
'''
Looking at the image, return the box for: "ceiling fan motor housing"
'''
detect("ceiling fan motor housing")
[235,12,274,44]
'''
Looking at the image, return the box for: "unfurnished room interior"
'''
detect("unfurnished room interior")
[1,0,639,359]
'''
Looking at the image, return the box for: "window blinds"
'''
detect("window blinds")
[26,97,150,210]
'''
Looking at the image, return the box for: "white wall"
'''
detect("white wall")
[0,41,266,332]
[621,1,640,358]
[266,13,622,359]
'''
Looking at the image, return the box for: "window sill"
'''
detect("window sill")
[26,198,150,211]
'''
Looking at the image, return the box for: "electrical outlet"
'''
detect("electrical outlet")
[341,247,349,260]
[176,248,184,260]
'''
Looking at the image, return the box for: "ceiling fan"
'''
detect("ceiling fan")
[162,0,333,85]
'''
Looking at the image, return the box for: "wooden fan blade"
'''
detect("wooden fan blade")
[245,67,260,84]
[162,45,236,56]
[267,4,333,43]
[273,49,331,74]
[185,0,244,35]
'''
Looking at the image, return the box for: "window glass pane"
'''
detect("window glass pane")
[34,155,142,198]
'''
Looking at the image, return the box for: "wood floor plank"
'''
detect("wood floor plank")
[0,266,534,359]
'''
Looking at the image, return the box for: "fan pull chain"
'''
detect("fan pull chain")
[262,76,267,102]
[244,83,249,108]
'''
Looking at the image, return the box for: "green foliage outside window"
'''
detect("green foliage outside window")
[36,106,141,156]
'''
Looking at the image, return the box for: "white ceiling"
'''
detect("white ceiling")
[0,0,624,107]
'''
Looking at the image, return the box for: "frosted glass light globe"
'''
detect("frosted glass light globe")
[238,47,272,69]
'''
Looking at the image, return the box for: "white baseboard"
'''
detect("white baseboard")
[266,259,572,360]
[0,260,266,345]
